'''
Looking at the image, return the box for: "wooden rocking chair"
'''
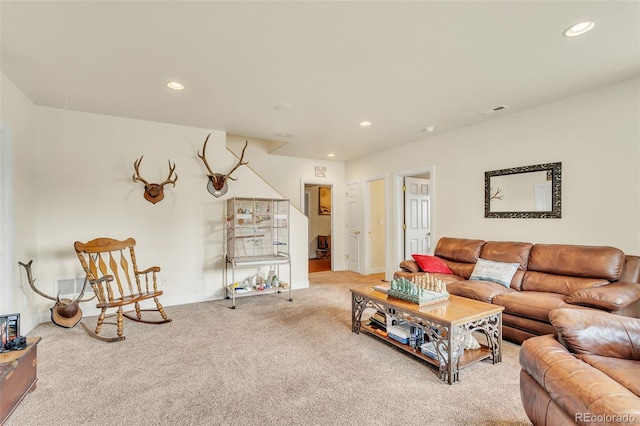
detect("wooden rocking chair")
[74,237,172,342]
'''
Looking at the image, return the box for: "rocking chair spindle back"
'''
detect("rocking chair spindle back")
[74,237,171,342]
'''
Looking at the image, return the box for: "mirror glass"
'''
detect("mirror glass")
[484,162,561,218]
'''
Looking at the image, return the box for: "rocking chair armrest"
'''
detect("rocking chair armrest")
[89,275,114,285]
[138,266,161,275]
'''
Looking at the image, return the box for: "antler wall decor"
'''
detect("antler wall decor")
[132,156,178,204]
[197,133,249,197]
[19,260,94,328]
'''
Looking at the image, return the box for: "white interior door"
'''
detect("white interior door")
[346,182,360,273]
[404,177,431,258]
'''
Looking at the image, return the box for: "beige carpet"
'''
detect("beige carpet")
[6,271,531,426]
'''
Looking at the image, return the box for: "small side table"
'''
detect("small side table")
[0,337,41,425]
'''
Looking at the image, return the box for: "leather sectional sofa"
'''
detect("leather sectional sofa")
[519,308,640,424]
[394,237,640,344]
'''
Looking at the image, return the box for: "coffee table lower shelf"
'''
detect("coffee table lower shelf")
[350,285,503,384]
[359,322,493,369]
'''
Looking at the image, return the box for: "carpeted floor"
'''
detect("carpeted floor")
[6,271,530,426]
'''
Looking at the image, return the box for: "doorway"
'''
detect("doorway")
[363,178,386,274]
[304,184,332,273]
[391,166,435,277]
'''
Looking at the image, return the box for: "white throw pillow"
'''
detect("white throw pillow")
[469,258,519,288]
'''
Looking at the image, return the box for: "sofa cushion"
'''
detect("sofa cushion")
[621,255,640,283]
[492,291,570,322]
[399,259,421,273]
[441,260,475,279]
[434,237,485,264]
[411,254,453,274]
[469,258,519,288]
[576,354,640,398]
[548,308,640,360]
[528,244,625,281]
[480,241,533,289]
[565,282,640,311]
[521,271,609,295]
[446,280,514,303]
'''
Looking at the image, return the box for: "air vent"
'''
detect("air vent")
[482,105,510,114]
[56,277,88,298]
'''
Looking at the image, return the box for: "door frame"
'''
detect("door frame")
[300,180,334,270]
[362,174,388,275]
[390,165,436,279]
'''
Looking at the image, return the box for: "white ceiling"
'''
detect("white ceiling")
[1,1,639,162]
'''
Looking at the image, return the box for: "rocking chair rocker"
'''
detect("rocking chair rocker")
[74,237,172,342]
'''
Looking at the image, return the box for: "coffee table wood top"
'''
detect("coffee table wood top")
[350,285,504,326]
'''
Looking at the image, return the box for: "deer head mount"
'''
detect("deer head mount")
[132,156,178,204]
[18,260,94,328]
[197,133,248,197]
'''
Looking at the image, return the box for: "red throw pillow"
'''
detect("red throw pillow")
[411,254,453,274]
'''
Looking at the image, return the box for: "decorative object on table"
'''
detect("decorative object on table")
[74,237,172,342]
[387,275,449,306]
[198,133,248,197]
[0,313,19,345]
[464,333,481,350]
[18,260,93,328]
[4,336,27,351]
[132,156,178,204]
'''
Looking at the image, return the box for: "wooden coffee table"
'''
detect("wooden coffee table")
[350,285,504,384]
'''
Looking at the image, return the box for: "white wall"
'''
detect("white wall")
[347,78,640,277]
[1,74,40,332]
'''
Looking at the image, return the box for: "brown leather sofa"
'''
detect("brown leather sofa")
[519,308,640,425]
[395,237,640,344]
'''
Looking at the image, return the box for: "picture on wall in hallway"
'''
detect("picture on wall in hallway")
[319,187,331,215]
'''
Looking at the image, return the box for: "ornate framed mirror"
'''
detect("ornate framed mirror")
[484,162,561,218]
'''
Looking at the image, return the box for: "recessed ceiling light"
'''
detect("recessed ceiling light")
[563,21,595,37]
[327,153,335,157]
[167,81,184,90]
[360,121,372,127]
[422,126,435,132]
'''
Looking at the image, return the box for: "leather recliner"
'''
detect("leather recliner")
[519,308,640,425]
